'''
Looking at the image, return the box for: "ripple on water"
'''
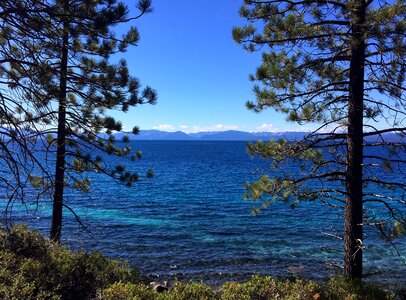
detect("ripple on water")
[7,141,406,287]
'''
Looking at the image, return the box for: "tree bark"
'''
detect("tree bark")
[344,0,366,279]
[50,4,69,243]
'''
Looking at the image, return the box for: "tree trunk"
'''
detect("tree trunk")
[344,0,366,279]
[50,7,69,243]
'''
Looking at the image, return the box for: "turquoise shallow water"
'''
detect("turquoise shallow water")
[3,141,406,286]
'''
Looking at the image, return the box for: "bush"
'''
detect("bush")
[0,226,397,300]
[100,281,219,300]
[99,282,156,300]
[0,225,141,300]
[323,277,395,300]
[162,282,219,300]
[100,276,395,300]
[221,275,320,300]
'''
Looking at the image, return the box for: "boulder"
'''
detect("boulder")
[149,281,169,292]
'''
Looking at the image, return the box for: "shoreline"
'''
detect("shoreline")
[143,269,405,291]
[1,225,405,299]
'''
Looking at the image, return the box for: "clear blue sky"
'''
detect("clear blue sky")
[113,0,310,133]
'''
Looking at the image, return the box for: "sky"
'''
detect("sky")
[110,0,308,133]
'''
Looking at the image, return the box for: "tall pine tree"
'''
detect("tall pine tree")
[234,0,405,278]
[0,0,52,221]
[0,0,156,242]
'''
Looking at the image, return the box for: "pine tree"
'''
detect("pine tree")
[233,0,405,279]
[0,0,156,242]
[0,0,51,220]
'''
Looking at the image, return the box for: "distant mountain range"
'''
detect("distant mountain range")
[111,130,307,141]
[113,130,404,142]
[1,127,402,142]
[114,130,310,141]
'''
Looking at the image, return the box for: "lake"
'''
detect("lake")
[3,140,406,286]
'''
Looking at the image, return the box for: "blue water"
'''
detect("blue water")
[3,141,406,286]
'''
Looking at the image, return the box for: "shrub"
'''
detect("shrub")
[100,281,219,300]
[323,277,395,300]
[0,224,48,258]
[0,225,141,300]
[162,282,219,300]
[221,275,320,300]
[0,226,397,300]
[99,282,156,300]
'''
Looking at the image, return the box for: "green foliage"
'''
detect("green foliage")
[389,221,406,239]
[244,138,328,210]
[162,282,219,300]
[221,275,319,300]
[0,227,397,300]
[100,281,219,300]
[100,275,396,300]
[0,0,157,232]
[234,0,406,278]
[323,277,395,300]
[100,282,156,300]
[0,225,141,300]
[244,138,326,210]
